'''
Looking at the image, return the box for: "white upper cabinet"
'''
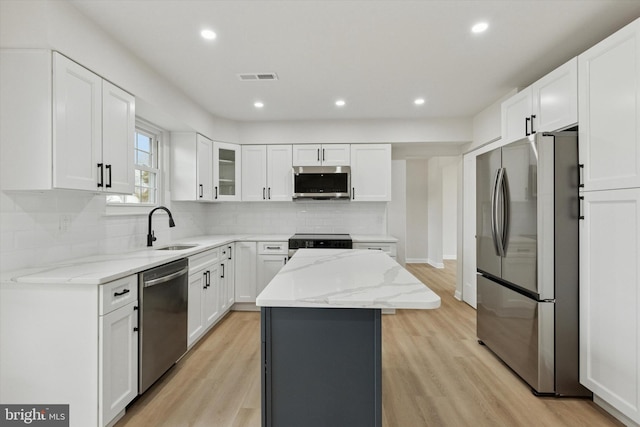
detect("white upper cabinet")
[292,144,350,166]
[242,145,293,201]
[578,19,640,192]
[214,141,242,201]
[350,144,391,202]
[501,57,578,144]
[0,50,135,193]
[171,132,215,201]
[101,81,136,194]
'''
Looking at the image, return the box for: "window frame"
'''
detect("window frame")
[105,119,165,216]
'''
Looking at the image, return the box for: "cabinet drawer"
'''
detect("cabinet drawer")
[258,241,288,255]
[189,247,221,271]
[353,243,397,257]
[100,275,138,315]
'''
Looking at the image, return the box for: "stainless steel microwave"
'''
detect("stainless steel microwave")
[292,166,351,200]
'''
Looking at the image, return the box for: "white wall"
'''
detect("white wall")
[405,160,429,263]
[442,160,458,259]
[427,158,443,268]
[388,160,407,265]
[469,90,516,151]
[240,118,472,145]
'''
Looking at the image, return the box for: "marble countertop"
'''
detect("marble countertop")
[1,234,399,286]
[256,249,440,310]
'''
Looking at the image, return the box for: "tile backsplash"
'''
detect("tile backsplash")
[0,191,387,272]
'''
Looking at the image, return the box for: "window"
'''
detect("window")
[107,120,162,205]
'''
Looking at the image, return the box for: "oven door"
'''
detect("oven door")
[293,166,350,200]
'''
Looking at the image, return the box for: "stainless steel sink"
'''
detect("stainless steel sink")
[156,244,198,251]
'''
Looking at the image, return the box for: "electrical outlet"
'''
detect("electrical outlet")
[59,215,71,233]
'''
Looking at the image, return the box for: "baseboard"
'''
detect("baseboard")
[406,258,429,264]
[443,254,457,260]
[232,302,260,312]
[454,290,462,301]
[427,259,445,269]
[593,395,640,427]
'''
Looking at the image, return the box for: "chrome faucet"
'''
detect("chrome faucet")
[147,206,176,247]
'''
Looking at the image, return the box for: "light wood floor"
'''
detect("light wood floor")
[116,261,621,427]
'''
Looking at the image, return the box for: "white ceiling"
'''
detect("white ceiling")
[68,0,640,123]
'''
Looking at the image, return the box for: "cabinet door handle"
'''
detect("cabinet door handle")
[215,186,218,200]
[317,148,320,162]
[352,187,355,200]
[113,288,130,297]
[578,164,584,188]
[97,163,104,188]
[105,164,112,188]
[530,115,536,134]
[322,148,325,162]
[284,256,287,264]
[221,263,225,278]
[525,117,531,136]
[268,187,271,200]
[263,187,266,200]
[266,246,281,250]
[133,327,139,332]
[228,246,232,260]
[199,184,204,198]
[579,196,585,220]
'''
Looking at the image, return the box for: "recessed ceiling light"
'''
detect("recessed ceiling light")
[335,99,346,107]
[201,29,217,40]
[471,22,489,34]
[414,98,426,105]
[254,101,264,108]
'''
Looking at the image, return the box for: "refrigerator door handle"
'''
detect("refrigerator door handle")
[491,168,505,257]
[500,168,511,254]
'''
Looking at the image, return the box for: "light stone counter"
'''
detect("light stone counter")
[256,248,440,310]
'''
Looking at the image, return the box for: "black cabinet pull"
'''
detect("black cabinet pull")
[530,115,536,134]
[317,148,320,162]
[105,164,112,188]
[97,163,104,187]
[215,186,218,199]
[221,263,225,278]
[263,187,266,200]
[228,246,232,260]
[352,187,355,200]
[133,305,139,311]
[133,327,139,332]
[113,288,130,297]
[578,164,585,188]
[322,148,325,162]
[284,256,287,264]
[199,184,203,198]
[525,117,531,136]
[268,187,271,199]
[579,196,585,220]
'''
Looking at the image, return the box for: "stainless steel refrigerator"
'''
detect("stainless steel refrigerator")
[476,131,590,396]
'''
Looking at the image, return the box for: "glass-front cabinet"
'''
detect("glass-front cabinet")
[214,141,242,201]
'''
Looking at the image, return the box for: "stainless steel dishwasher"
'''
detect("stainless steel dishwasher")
[138,258,189,394]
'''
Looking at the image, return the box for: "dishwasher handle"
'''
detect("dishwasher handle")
[143,266,189,288]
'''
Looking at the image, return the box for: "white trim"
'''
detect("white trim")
[443,254,457,260]
[593,395,640,427]
[406,258,429,264]
[454,290,462,301]
[427,259,445,269]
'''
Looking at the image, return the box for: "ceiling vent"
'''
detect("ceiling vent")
[238,72,278,81]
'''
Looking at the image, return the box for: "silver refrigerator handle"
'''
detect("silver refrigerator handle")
[491,168,506,257]
[500,168,511,255]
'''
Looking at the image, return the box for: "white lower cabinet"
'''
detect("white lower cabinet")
[220,244,235,311]
[235,241,258,303]
[187,248,221,347]
[99,301,138,427]
[257,242,288,296]
[580,188,640,424]
[353,242,397,260]
[0,275,139,427]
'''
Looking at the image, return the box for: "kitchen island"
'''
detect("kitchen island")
[256,249,441,427]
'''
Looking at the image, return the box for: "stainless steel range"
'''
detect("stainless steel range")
[288,233,353,259]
